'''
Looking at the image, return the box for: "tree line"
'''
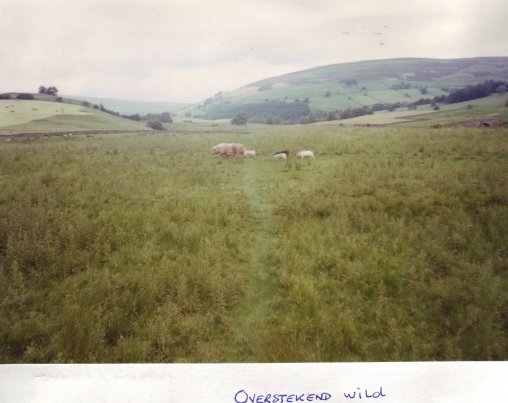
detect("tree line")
[38,86,59,96]
[310,79,508,122]
[443,80,507,103]
[200,100,311,124]
[360,79,508,117]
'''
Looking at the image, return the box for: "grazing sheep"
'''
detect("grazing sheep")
[211,143,246,157]
[272,150,289,160]
[244,150,256,157]
[296,150,315,159]
[211,143,228,153]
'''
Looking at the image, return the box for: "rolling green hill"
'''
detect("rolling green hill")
[67,95,189,115]
[0,94,148,135]
[318,93,508,127]
[189,57,508,122]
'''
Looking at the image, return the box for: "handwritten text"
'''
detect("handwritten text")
[234,389,332,403]
[343,387,386,399]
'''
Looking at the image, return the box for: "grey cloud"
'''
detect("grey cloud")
[1,0,507,102]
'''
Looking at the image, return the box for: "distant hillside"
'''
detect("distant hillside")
[0,93,148,135]
[189,57,508,122]
[250,57,508,86]
[68,95,189,115]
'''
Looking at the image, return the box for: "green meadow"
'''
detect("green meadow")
[0,99,146,133]
[317,94,508,127]
[191,57,508,118]
[0,124,507,362]
[0,100,90,128]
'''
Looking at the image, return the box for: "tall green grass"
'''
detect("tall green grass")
[0,133,252,362]
[0,126,507,362]
[244,127,507,361]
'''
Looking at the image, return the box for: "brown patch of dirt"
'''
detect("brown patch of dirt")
[463,119,504,128]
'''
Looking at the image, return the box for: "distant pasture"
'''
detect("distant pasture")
[0,100,90,129]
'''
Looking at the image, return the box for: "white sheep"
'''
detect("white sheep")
[296,150,315,159]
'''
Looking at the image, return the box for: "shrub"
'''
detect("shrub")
[147,120,164,130]
[38,86,59,96]
[124,114,141,121]
[340,78,358,86]
[231,113,248,125]
[16,93,34,100]
[0,93,11,99]
[143,112,172,123]
[326,112,338,121]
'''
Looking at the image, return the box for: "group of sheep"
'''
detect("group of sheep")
[211,143,314,159]
[272,150,315,160]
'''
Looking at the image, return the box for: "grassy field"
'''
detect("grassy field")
[0,100,91,128]
[0,99,146,134]
[316,94,508,127]
[190,57,508,117]
[0,123,507,362]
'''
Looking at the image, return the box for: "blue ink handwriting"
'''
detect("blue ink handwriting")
[343,386,386,399]
[234,389,332,403]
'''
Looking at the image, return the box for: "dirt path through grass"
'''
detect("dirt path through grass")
[222,158,282,360]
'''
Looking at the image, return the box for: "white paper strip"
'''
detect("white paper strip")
[1,362,506,403]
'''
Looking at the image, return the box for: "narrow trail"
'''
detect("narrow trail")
[223,158,281,360]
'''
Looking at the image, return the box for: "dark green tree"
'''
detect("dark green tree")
[47,86,59,96]
[38,86,59,96]
[231,113,248,125]
[17,93,34,100]
[147,120,164,130]
[326,111,337,121]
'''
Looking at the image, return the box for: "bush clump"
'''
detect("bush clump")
[231,113,248,125]
[147,120,164,130]
[16,93,34,100]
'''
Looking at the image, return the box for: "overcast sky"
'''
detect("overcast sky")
[1,0,507,103]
